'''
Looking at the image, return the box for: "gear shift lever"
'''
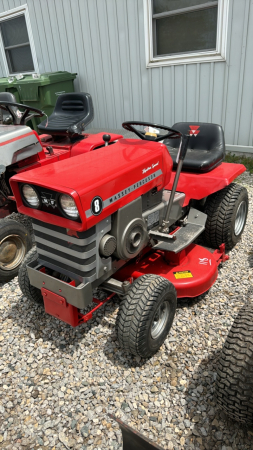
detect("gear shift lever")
[103,134,111,146]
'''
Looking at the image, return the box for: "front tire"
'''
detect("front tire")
[203,183,248,250]
[18,247,43,304]
[116,274,177,358]
[0,218,32,283]
[216,303,253,424]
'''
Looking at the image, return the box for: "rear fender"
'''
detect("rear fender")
[166,162,246,206]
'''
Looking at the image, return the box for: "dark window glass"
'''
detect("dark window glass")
[6,46,34,73]
[153,0,214,14]
[0,15,34,73]
[1,16,29,47]
[156,7,218,56]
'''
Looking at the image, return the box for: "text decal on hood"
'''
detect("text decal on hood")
[86,169,162,218]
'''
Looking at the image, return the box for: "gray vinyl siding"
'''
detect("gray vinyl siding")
[0,0,252,152]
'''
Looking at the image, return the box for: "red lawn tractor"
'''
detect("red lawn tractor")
[10,120,248,358]
[0,92,124,282]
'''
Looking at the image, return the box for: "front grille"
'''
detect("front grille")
[32,219,97,283]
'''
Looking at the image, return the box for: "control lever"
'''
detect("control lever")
[103,134,111,146]
[162,134,190,232]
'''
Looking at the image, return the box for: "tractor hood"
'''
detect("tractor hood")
[10,138,173,231]
[0,124,42,167]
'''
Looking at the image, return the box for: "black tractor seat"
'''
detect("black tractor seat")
[38,92,94,138]
[0,92,18,124]
[164,122,225,173]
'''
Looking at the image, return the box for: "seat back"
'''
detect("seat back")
[164,122,225,153]
[38,92,94,137]
[0,92,17,124]
[164,122,225,173]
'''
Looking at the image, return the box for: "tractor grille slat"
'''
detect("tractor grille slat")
[32,219,97,283]
[34,232,96,256]
[38,254,96,279]
[36,243,96,269]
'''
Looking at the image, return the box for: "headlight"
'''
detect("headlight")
[59,194,79,219]
[22,184,40,208]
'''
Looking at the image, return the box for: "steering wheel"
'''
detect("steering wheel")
[0,101,44,126]
[122,121,182,142]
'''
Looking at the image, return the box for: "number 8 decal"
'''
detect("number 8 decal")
[91,196,103,215]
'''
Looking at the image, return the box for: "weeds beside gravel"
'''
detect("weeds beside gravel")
[0,172,252,450]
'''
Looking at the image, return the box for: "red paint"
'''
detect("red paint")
[42,285,114,327]
[42,287,80,326]
[189,125,200,137]
[1,131,123,220]
[10,139,173,231]
[166,162,246,206]
[40,243,228,326]
[0,130,36,147]
[78,293,115,325]
[114,243,228,298]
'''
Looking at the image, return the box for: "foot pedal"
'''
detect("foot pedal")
[154,208,207,254]
[149,230,176,243]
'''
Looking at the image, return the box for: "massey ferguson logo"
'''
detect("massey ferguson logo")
[41,192,56,208]
[189,125,200,137]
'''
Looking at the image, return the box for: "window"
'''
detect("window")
[0,5,38,75]
[144,0,229,67]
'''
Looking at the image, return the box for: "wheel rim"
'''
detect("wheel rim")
[0,234,26,271]
[151,300,170,340]
[234,201,247,236]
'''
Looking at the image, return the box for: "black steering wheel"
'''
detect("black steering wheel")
[0,101,44,126]
[122,121,182,142]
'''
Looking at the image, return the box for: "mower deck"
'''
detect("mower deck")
[115,243,228,298]
[35,243,229,329]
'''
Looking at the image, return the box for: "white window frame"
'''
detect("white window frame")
[0,4,39,76]
[144,0,229,67]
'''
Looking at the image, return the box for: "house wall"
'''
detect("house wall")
[0,0,252,153]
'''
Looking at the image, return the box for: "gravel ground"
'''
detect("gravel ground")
[0,172,252,450]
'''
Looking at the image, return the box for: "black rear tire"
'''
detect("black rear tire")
[203,183,248,250]
[216,303,253,424]
[0,218,32,283]
[18,247,43,304]
[116,274,177,358]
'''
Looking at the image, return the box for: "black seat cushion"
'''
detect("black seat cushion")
[164,122,225,173]
[38,92,94,136]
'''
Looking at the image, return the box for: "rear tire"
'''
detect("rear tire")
[216,303,253,424]
[18,247,43,304]
[116,274,177,358]
[0,218,32,283]
[203,183,248,250]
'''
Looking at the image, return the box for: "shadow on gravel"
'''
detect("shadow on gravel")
[177,290,210,310]
[248,250,253,268]
[103,291,211,369]
[5,293,121,356]
[184,350,253,450]
[103,330,149,369]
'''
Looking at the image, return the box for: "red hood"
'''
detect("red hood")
[10,138,173,231]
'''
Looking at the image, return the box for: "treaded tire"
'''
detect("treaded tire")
[216,303,253,424]
[0,218,32,283]
[116,274,177,358]
[203,183,248,250]
[18,247,43,304]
